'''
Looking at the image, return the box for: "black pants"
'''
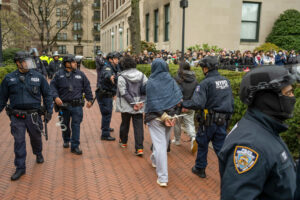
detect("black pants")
[119,113,144,150]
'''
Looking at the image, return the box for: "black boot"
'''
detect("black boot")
[36,154,44,164]
[192,166,206,178]
[71,147,83,155]
[11,169,25,181]
[101,136,116,141]
[63,142,70,148]
[167,140,171,152]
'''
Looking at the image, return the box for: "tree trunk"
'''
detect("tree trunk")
[128,0,141,55]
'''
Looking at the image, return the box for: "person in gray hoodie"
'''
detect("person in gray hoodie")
[116,56,148,156]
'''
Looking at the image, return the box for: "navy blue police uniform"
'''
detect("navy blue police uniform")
[182,56,234,178]
[48,59,62,79]
[50,56,93,153]
[96,53,120,140]
[0,52,53,180]
[218,65,298,200]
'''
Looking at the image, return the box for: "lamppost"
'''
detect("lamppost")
[119,27,123,51]
[111,32,115,52]
[0,0,3,66]
[180,0,188,61]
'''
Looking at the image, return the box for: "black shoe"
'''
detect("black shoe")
[71,147,83,155]
[63,142,70,148]
[36,154,44,164]
[101,136,116,141]
[192,166,206,178]
[109,128,114,132]
[11,169,25,181]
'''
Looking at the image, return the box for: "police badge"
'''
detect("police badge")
[234,146,259,174]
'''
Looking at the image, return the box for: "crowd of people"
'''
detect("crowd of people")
[131,49,300,69]
[0,47,299,199]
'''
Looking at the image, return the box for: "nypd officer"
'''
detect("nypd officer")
[48,51,62,79]
[96,52,120,141]
[50,54,93,155]
[30,48,47,77]
[219,66,297,200]
[0,51,53,181]
[182,56,234,178]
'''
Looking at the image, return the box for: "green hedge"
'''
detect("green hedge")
[82,60,96,69]
[0,65,17,83]
[137,64,300,158]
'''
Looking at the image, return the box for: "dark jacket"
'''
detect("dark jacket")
[243,56,255,66]
[275,54,287,66]
[287,54,298,65]
[49,60,62,75]
[99,62,120,96]
[182,70,234,114]
[219,108,296,200]
[33,56,47,77]
[0,69,53,113]
[50,69,93,102]
[174,70,198,100]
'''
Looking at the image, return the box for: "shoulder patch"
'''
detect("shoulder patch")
[234,146,259,174]
[75,75,82,79]
[195,85,200,92]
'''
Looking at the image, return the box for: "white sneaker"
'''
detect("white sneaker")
[171,139,181,146]
[150,154,156,168]
[191,137,197,153]
[157,179,168,187]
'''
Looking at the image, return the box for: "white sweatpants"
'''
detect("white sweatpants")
[174,110,196,140]
[148,119,172,183]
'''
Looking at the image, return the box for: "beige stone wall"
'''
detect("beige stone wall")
[140,0,300,52]
[100,0,131,54]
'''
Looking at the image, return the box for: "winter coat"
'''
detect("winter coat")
[116,68,148,114]
[174,70,198,101]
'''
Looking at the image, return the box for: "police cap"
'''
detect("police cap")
[14,51,31,63]
[199,56,218,71]
[63,54,76,65]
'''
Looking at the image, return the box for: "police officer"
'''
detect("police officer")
[40,51,50,76]
[218,66,297,200]
[50,54,93,155]
[182,56,234,178]
[48,51,62,79]
[0,51,53,181]
[30,48,47,77]
[96,52,120,141]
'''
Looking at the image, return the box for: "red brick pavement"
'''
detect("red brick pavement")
[0,67,220,200]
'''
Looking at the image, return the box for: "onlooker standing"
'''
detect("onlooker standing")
[275,50,287,66]
[287,50,298,64]
[116,56,148,156]
[243,51,255,66]
[144,58,182,187]
[173,62,198,152]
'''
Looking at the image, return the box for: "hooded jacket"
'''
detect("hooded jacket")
[174,70,198,100]
[116,68,147,114]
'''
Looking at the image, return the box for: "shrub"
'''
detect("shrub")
[137,64,300,158]
[266,9,300,51]
[0,65,17,83]
[254,43,282,52]
[187,43,223,53]
[3,48,23,62]
[141,41,159,53]
[82,60,96,69]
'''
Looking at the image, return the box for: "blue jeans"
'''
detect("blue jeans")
[195,123,227,169]
[60,106,83,149]
[10,114,43,170]
[97,97,113,137]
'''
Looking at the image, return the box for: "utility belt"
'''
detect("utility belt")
[5,107,41,119]
[95,87,114,99]
[54,99,85,112]
[197,109,232,127]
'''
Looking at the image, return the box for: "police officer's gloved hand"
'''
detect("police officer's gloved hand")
[45,113,52,122]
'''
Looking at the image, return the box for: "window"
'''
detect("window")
[57,21,61,28]
[94,23,101,31]
[74,10,81,15]
[62,21,67,28]
[240,2,261,42]
[94,34,100,41]
[62,8,67,16]
[154,9,159,43]
[145,13,150,42]
[94,46,101,55]
[57,33,67,40]
[73,22,82,30]
[58,45,66,54]
[56,8,61,16]
[74,34,81,40]
[164,4,170,41]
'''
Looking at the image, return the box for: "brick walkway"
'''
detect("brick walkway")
[0,67,220,200]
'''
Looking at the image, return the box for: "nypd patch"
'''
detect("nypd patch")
[195,85,200,92]
[234,146,259,174]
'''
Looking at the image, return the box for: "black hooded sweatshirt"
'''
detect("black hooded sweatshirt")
[174,70,198,100]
